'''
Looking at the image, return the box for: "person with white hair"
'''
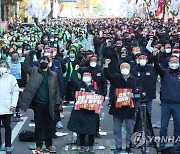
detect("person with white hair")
[104,59,141,154]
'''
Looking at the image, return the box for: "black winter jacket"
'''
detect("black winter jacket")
[104,67,141,119]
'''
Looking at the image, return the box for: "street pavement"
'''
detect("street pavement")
[0,82,174,154]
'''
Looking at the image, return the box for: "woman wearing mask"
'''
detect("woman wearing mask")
[0,61,19,153]
[67,66,100,153]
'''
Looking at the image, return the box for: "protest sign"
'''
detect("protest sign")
[74,91,104,114]
[115,88,134,108]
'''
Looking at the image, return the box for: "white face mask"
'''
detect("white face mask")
[82,76,91,83]
[44,53,51,57]
[50,39,54,42]
[33,55,37,61]
[165,48,171,53]
[17,49,22,54]
[139,59,147,66]
[169,63,179,70]
[172,53,179,58]
[121,68,130,76]
[0,67,7,76]
[70,57,75,61]
[90,62,97,68]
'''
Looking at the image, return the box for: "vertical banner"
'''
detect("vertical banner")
[115,88,134,108]
[156,0,164,18]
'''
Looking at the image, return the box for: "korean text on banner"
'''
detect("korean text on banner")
[74,91,104,114]
[115,88,134,108]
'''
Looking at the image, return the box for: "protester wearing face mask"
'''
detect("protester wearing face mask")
[159,43,172,69]
[19,56,61,153]
[16,47,24,61]
[131,46,142,65]
[153,48,180,151]
[77,32,88,51]
[104,59,141,153]
[102,40,124,107]
[81,55,107,137]
[172,48,180,58]
[22,46,31,56]
[63,50,79,103]
[88,55,107,97]
[48,36,55,47]
[103,40,123,75]
[120,47,135,66]
[67,69,100,153]
[131,53,157,115]
[26,48,64,136]
[35,44,44,60]
[0,60,19,154]
[7,51,27,118]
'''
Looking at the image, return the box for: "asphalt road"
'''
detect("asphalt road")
[0,82,175,154]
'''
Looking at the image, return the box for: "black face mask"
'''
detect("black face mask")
[40,62,48,69]
[11,56,19,62]
[115,47,122,53]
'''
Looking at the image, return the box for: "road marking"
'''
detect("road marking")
[3,117,27,146]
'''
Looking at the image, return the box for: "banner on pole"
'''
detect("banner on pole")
[156,0,164,18]
[74,91,104,114]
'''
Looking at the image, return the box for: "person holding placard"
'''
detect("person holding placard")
[104,59,141,154]
[67,65,103,153]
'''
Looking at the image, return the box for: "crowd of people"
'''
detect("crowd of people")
[0,17,180,154]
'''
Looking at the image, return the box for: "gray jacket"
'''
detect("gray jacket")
[19,56,61,119]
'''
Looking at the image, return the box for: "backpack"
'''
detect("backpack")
[19,130,35,142]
